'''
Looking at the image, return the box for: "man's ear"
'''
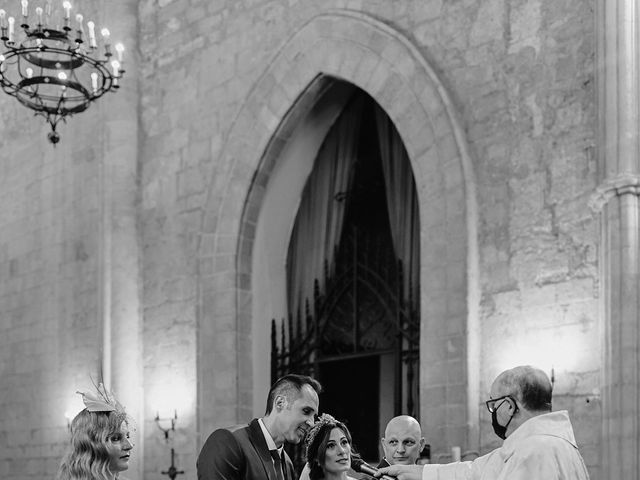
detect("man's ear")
[419,437,425,448]
[274,395,287,411]
[380,437,385,449]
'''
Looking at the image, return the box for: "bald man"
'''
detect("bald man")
[377,366,589,480]
[379,415,425,467]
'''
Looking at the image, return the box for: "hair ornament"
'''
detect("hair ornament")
[77,382,125,413]
[304,413,337,453]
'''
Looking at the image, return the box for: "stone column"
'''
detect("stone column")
[98,0,143,479]
[594,0,640,477]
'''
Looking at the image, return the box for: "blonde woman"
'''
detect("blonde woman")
[56,384,133,480]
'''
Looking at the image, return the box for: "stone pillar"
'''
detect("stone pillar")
[595,0,640,477]
[98,0,143,479]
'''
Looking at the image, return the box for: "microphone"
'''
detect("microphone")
[351,458,395,480]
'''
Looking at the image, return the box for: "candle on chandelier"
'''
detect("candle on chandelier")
[8,16,14,43]
[101,27,110,45]
[62,1,71,29]
[115,43,124,63]
[21,0,28,18]
[101,28,111,57]
[0,10,6,30]
[90,72,98,93]
[75,13,83,42]
[35,7,43,25]
[111,60,120,87]
[87,21,96,48]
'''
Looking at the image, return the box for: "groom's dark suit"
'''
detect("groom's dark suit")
[197,418,296,480]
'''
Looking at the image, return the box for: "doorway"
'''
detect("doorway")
[271,88,421,472]
[318,355,380,461]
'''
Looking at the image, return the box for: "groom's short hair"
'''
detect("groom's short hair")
[265,374,322,414]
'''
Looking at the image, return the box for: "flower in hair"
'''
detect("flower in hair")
[77,383,125,413]
[304,413,337,454]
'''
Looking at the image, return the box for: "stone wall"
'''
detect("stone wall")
[0,0,599,478]
[0,92,105,478]
[139,0,598,476]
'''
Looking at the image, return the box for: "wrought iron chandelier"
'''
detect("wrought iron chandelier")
[0,1,124,144]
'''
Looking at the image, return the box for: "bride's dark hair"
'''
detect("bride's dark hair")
[305,414,359,480]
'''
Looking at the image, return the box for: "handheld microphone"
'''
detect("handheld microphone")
[351,458,395,480]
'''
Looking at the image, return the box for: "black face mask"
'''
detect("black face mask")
[491,399,517,440]
[491,409,508,439]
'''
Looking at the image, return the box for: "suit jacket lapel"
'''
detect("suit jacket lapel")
[248,418,279,480]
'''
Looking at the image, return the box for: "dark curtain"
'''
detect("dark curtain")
[374,104,420,302]
[286,96,364,318]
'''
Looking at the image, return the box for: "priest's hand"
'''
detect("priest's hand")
[377,465,424,480]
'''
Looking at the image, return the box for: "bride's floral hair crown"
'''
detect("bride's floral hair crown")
[304,413,337,454]
[76,382,126,414]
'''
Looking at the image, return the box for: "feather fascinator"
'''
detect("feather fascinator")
[77,382,125,413]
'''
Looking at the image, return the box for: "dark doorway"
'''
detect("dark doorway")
[272,86,421,474]
[318,355,380,461]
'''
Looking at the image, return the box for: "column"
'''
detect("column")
[98,0,142,479]
[594,0,640,477]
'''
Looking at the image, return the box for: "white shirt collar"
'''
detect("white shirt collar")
[258,418,283,453]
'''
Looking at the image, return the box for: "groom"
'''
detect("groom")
[197,374,322,480]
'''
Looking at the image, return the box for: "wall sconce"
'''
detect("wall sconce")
[155,410,177,441]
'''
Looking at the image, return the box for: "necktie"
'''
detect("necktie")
[270,450,286,480]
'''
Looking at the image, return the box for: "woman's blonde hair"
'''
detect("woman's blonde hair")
[56,408,128,480]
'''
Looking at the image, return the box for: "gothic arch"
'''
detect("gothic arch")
[197,10,480,454]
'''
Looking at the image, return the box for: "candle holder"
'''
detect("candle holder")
[155,410,178,442]
[0,2,124,144]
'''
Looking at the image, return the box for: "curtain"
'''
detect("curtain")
[286,96,364,319]
[374,104,420,303]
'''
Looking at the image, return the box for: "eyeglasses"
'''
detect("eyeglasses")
[485,394,516,413]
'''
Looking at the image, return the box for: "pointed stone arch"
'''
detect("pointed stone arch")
[197,10,480,455]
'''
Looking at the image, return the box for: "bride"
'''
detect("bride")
[304,414,359,480]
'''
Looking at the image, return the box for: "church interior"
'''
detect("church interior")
[0,0,637,479]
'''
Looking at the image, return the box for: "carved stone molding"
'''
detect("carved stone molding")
[589,173,640,213]
[197,9,480,454]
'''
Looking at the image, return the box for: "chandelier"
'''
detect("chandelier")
[0,1,124,144]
